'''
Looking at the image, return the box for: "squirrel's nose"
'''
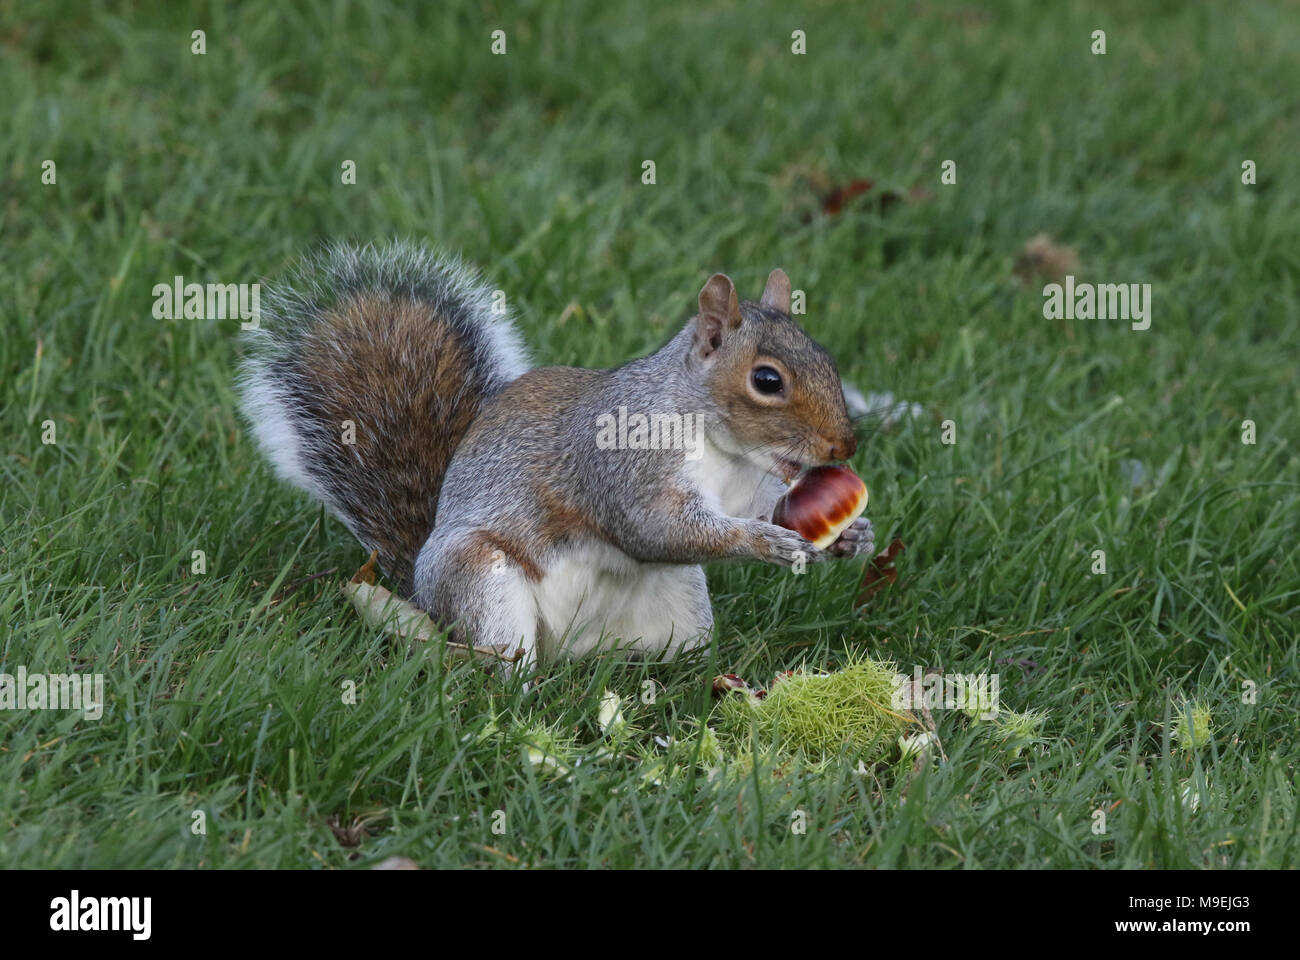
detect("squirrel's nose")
[826,432,857,461]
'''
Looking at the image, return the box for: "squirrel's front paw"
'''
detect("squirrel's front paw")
[748,520,826,568]
[826,516,875,558]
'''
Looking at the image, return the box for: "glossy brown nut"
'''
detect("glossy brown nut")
[771,465,869,549]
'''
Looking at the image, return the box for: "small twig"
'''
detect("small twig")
[256,566,340,614]
[273,567,338,601]
[995,656,1042,676]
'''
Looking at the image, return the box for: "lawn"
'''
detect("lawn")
[2,0,1297,868]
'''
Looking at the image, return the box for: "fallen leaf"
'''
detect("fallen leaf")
[342,551,521,665]
[327,814,369,848]
[822,178,875,215]
[817,178,923,218]
[857,537,906,606]
[1013,234,1080,288]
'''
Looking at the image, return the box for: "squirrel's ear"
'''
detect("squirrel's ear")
[759,268,791,314]
[693,273,742,358]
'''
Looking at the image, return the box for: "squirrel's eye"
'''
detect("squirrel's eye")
[751,365,784,395]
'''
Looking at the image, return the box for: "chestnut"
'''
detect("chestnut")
[771,464,868,549]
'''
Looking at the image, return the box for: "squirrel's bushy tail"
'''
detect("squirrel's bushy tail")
[238,241,529,591]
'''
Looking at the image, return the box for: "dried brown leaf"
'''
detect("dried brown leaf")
[1013,234,1080,288]
[857,537,907,606]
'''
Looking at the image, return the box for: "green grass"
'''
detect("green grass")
[2,0,1298,868]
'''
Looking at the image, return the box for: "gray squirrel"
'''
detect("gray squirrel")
[238,241,874,671]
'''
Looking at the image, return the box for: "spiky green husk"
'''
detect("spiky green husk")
[1172,701,1213,750]
[986,708,1049,758]
[716,656,914,765]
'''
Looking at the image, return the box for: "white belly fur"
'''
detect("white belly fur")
[531,541,713,660]
[530,437,779,661]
